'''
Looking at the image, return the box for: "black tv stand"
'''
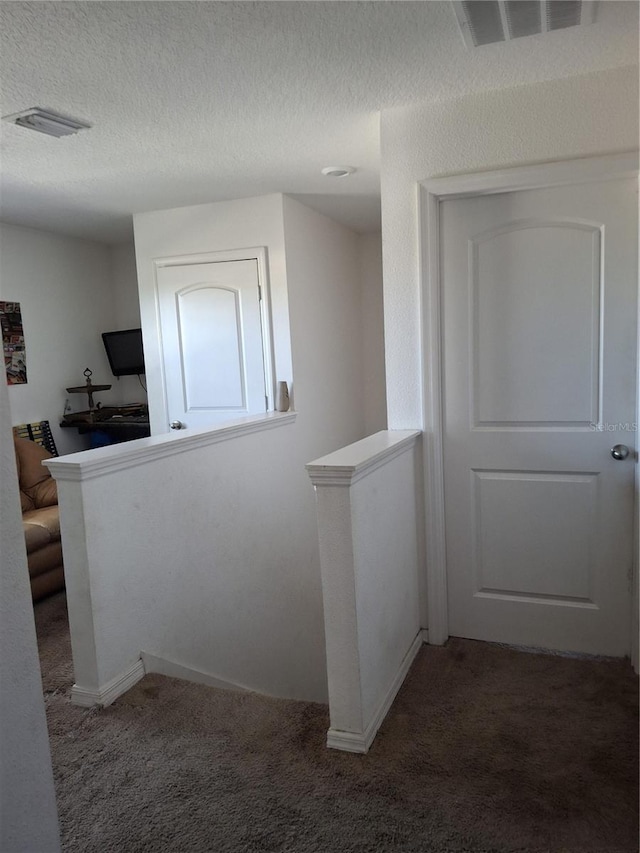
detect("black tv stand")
[60,404,150,446]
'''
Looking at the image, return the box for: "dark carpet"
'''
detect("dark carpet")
[35,592,639,853]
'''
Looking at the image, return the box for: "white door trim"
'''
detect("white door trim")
[152,246,276,418]
[418,151,640,649]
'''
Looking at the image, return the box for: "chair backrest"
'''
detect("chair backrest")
[12,421,58,456]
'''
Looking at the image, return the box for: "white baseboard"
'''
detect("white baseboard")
[326,728,370,753]
[421,628,429,644]
[326,631,423,754]
[70,658,145,708]
[140,651,250,693]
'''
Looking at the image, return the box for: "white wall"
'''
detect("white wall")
[0,379,60,852]
[134,194,293,436]
[111,242,140,330]
[282,195,365,450]
[109,241,146,406]
[53,419,332,701]
[359,232,387,435]
[52,193,366,703]
[0,223,115,454]
[134,192,366,449]
[380,66,640,428]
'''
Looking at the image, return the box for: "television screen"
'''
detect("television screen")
[102,328,145,376]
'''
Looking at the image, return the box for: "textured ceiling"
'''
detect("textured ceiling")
[0,1,637,243]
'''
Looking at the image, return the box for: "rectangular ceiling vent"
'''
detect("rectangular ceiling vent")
[452,1,597,48]
[2,107,92,138]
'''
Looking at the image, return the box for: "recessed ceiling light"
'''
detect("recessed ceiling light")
[2,107,92,138]
[321,166,356,178]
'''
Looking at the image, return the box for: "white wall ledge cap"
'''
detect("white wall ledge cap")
[306,429,420,487]
[44,412,297,482]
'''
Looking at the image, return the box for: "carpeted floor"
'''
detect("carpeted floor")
[35,592,638,853]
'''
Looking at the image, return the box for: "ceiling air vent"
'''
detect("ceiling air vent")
[452,0,597,48]
[2,107,92,138]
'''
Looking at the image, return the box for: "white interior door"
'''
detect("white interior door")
[442,177,638,656]
[157,258,266,430]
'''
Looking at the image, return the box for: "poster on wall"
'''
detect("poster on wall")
[0,301,28,384]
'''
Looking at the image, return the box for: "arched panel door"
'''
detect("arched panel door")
[157,259,266,429]
[441,179,637,656]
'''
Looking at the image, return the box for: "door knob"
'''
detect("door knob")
[170,420,185,430]
[611,444,630,460]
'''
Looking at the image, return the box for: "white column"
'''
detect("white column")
[307,430,423,753]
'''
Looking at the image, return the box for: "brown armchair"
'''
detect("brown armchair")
[14,437,65,601]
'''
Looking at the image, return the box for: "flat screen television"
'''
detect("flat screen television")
[102,328,145,376]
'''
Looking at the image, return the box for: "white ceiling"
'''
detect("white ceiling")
[0,1,637,244]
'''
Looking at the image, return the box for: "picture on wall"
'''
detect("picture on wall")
[1,301,28,384]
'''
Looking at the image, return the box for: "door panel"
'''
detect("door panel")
[472,470,596,602]
[178,285,246,411]
[473,222,600,426]
[157,259,266,430]
[442,178,637,656]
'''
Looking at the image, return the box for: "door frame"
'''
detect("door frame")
[152,246,276,428]
[418,151,640,665]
